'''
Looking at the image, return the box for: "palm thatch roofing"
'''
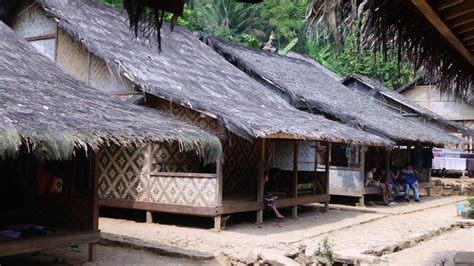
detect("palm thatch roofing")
[0,21,221,161]
[305,0,474,99]
[204,36,464,146]
[31,0,389,146]
[343,74,474,137]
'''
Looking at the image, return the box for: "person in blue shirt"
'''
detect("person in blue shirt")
[401,164,420,202]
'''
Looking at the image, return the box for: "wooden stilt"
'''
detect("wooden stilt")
[359,196,365,207]
[214,215,222,232]
[313,141,319,195]
[146,211,153,224]
[324,142,331,209]
[359,146,366,207]
[292,141,299,219]
[88,243,96,262]
[256,210,263,224]
[256,139,266,224]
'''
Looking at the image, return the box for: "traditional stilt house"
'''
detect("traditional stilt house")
[0,22,219,259]
[343,74,474,143]
[204,37,464,206]
[6,0,390,228]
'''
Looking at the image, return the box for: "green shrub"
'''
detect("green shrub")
[314,237,334,265]
[468,198,474,218]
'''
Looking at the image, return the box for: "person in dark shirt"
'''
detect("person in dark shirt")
[263,171,284,219]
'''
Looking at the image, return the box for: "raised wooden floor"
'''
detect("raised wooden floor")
[0,230,100,257]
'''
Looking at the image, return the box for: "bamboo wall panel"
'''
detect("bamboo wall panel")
[222,135,258,194]
[56,28,89,83]
[12,5,56,39]
[151,98,223,135]
[151,142,200,173]
[98,144,148,202]
[89,55,135,93]
[98,144,216,207]
[148,175,217,207]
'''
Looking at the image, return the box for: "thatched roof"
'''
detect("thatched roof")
[31,0,389,146]
[205,36,464,146]
[0,22,221,161]
[343,74,474,137]
[305,0,474,100]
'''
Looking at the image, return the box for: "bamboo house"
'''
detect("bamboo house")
[343,74,474,143]
[204,36,464,205]
[0,21,220,259]
[6,0,392,228]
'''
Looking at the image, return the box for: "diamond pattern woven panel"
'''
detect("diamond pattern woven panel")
[99,144,148,201]
[98,144,217,207]
[222,134,259,194]
[150,97,223,136]
[151,142,199,173]
[149,175,217,206]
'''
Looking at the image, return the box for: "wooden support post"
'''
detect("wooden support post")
[216,155,223,205]
[89,150,100,262]
[146,144,154,224]
[323,142,331,210]
[214,215,222,232]
[256,139,266,224]
[88,243,97,262]
[146,211,153,224]
[359,146,366,207]
[313,141,319,195]
[292,141,299,219]
[386,149,391,180]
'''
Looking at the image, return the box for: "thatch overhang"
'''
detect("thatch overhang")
[344,74,474,137]
[29,0,390,147]
[0,22,221,161]
[204,36,464,147]
[306,0,474,99]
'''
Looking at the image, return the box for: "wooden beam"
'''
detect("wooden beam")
[216,194,331,215]
[450,16,474,28]
[434,0,463,11]
[411,0,474,65]
[439,1,474,20]
[455,21,474,34]
[0,231,100,257]
[25,33,56,42]
[99,198,217,217]
[151,172,218,178]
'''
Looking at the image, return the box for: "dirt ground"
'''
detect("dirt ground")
[2,196,472,265]
[99,196,472,264]
[0,244,219,266]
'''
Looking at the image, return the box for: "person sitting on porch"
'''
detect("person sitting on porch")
[388,167,400,202]
[379,169,393,205]
[366,167,390,206]
[263,171,284,219]
[365,167,378,187]
[401,164,420,202]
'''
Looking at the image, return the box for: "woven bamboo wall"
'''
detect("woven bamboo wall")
[149,97,267,195]
[98,143,217,206]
